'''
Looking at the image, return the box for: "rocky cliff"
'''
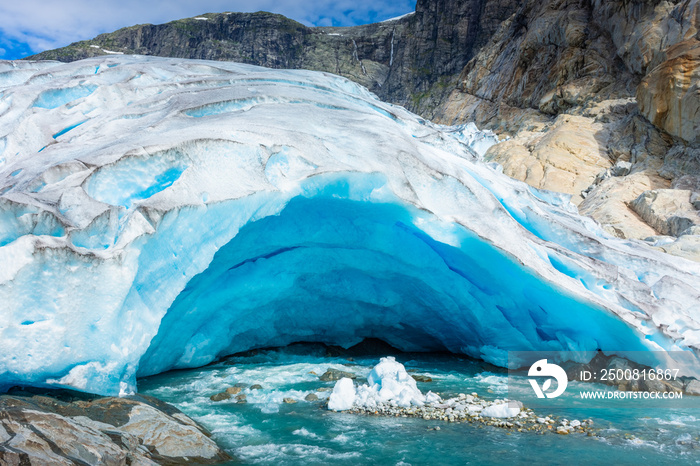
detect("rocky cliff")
[26,0,700,260]
[29,1,514,116]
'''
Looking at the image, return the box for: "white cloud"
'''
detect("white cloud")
[0,0,415,57]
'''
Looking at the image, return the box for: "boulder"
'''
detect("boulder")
[210,392,231,402]
[630,189,700,236]
[319,369,357,382]
[0,389,230,464]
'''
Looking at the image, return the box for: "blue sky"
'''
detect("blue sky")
[0,1,416,60]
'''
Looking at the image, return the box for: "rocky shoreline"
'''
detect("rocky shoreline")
[344,392,597,436]
[0,387,231,465]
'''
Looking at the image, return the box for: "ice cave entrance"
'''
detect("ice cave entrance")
[137,188,648,377]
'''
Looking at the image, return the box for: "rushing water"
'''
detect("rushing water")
[139,345,700,465]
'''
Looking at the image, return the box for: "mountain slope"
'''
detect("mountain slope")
[25,0,700,258]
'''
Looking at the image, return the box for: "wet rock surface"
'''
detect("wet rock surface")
[319,369,357,382]
[0,387,231,465]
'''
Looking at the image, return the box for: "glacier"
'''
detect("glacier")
[0,56,699,396]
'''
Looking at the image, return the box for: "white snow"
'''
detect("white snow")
[0,56,699,395]
[381,12,414,23]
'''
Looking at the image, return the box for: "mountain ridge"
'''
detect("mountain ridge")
[24,0,700,259]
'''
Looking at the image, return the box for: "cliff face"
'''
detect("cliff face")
[28,1,513,113]
[25,0,700,260]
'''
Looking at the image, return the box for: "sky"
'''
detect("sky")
[0,0,417,60]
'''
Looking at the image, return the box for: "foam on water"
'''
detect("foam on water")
[139,348,700,465]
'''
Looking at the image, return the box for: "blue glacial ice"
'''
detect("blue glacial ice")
[0,56,699,396]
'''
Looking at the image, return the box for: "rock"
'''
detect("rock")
[210,392,231,402]
[484,115,611,204]
[119,403,226,461]
[655,235,700,262]
[319,368,357,382]
[305,393,319,401]
[233,382,248,388]
[681,225,700,236]
[630,189,700,236]
[225,386,242,395]
[692,192,700,211]
[638,38,700,143]
[29,0,513,122]
[250,384,263,390]
[578,171,668,240]
[0,389,230,464]
[411,374,433,383]
[672,175,700,193]
[316,387,332,392]
[611,161,632,177]
[684,379,700,395]
[642,376,683,393]
[235,394,247,403]
[283,398,298,404]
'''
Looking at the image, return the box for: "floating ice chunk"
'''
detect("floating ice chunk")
[328,377,356,411]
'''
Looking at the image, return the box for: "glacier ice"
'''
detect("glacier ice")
[0,56,699,395]
[328,378,356,411]
[328,357,425,411]
[327,357,523,417]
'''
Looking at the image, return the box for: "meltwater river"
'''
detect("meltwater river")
[139,345,700,465]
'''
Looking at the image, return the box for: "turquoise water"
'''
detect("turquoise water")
[139,346,700,465]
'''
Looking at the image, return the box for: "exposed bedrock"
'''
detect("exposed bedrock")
[637,37,700,144]
[0,388,230,465]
